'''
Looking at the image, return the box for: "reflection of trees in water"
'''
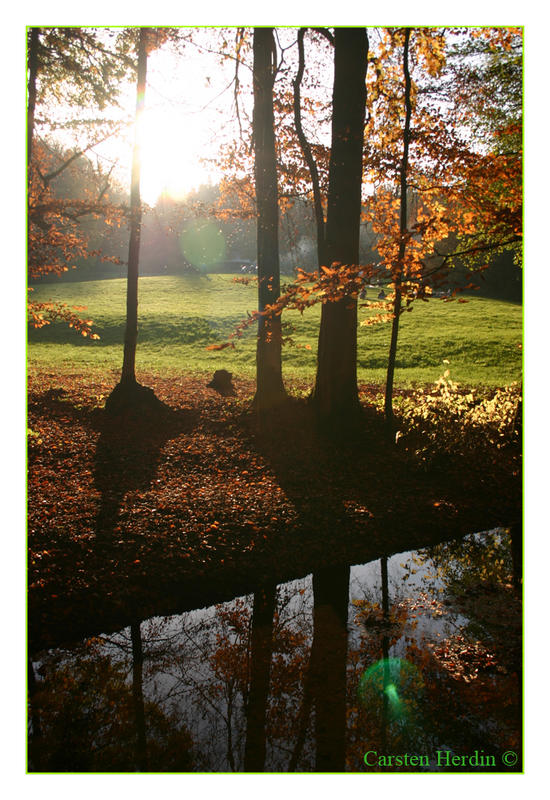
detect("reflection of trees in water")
[27,634,194,772]
[346,533,522,770]
[131,622,147,771]
[345,557,432,770]
[159,582,314,771]
[244,584,276,771]
[419,529,516,592]
[83,583,315,772]
[311,566,349,771]
[412,531,522,760]
[29,531,522,772]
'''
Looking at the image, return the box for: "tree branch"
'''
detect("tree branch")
[40,126,123,185]
[312,28,335,46]
[292,28,326,266]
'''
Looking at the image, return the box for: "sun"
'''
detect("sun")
[137,107,214,205]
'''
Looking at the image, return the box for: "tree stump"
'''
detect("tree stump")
[207,370,237,397]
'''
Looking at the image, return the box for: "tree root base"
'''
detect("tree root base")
[105,380,163,415]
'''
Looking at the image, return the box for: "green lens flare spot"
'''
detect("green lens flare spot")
[358,658,423,719]
[384,682,400,705]
[180,220,226,269]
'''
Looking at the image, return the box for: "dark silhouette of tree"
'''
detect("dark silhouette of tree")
[252,27,286,413]
[384,28,412,428]
[311,565,350,771]
[131,621,148,771]
[27,28,40,167]
[106,28,161,412]
[292,27,328,269]
[121,27,148,388]
[244,583,277,771]
[311,28,368,421]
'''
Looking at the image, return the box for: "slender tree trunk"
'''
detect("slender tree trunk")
[131,621,148,771]
[244,583,276,771]
[27,27,40,168]
[252,27,286,412]
[380,556,390,751]
[384,28,412,427]
[121,28,148,386]
[293,28,327,268]
[312,28,368,421]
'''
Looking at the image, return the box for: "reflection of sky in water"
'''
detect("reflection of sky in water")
[31,529,514,772]
[348,543,473,653]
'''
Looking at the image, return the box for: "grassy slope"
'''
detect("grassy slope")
[28,274,523,387]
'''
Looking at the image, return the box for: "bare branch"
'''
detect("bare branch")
[292,28,326,265]
[40,126,124,185]
[312,27,335,46]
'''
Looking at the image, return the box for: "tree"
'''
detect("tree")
[252,27,287,412]
[359,27,521,421]
[207,27,369,418]
[448,28,522,156]
[445,28,522,265]
[120,27,148,388]
[311,28,368,420]
[106,28,168,411]
[384,28,412,428]
[292,27,330,270]
[27,27,130,336]
[27,27,40,167]
[211,26,520,421]
[244,584,276,771]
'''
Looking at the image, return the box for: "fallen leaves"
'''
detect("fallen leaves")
[27,369,521,652]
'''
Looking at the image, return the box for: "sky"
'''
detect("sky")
[33,28,249,206]
[96,28,330,206]
[121,30,248,205]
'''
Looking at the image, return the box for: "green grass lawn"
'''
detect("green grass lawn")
[28,274,523,387]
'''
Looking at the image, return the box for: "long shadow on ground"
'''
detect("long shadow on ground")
[27,382,521,653]
[93,398,196,541]
[240,397,522,573]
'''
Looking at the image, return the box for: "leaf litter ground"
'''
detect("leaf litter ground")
[27,370,521,652]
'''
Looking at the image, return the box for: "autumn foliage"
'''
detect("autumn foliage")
[27,141,126,338]
[203,27,521,376]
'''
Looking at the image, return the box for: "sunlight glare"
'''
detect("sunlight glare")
[138,108,213,205]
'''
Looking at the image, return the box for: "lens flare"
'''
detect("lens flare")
[384,682,401,707]
[179,220,226,270]
[358,657,423,720]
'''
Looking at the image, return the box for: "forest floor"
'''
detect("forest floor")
[27,370,522,653]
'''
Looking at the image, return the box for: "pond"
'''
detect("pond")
[28,528,522,773]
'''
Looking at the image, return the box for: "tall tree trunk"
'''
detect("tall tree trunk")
[27,27,40,168]
[312,565,350,772]
[121,28,148,386]
[244,583,276,771]
[252,27,286,412]
[384,28,412,427]
[312,28,368,421]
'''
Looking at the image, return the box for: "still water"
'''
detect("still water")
[28,529,522,772]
